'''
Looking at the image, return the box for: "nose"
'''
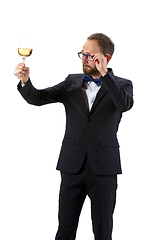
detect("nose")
[82,55,88,64]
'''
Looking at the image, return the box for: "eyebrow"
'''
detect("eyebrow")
[82,50,91,55]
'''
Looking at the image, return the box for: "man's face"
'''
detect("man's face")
[82,40,101,76]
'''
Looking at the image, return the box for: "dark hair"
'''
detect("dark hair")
[87,33,115,57]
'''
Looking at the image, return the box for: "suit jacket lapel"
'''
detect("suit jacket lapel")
[89,84,108,115]
[71,75,108,116]
[73,74,89,114]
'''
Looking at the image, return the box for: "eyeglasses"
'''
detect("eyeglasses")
[78,52,107,61]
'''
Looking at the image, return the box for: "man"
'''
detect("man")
[14,33,133,240]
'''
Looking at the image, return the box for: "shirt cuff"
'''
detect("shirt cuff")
[21,83,26,87]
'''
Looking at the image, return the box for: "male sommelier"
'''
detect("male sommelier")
[14,33,134,240]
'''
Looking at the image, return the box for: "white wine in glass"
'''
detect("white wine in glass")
[17,36,33,76]
[18,48,33,61]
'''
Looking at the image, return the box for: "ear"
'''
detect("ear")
[106,54,112,64]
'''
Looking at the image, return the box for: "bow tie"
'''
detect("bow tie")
[84,75,102,86]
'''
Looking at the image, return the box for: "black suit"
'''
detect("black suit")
[18,68,133,239]
[18,69,133,174]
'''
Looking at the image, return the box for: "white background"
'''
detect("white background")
[0,0,165,239]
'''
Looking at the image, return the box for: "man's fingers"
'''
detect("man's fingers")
[14,63,30,83]
[93,53,106,62]
[14,64,29,75]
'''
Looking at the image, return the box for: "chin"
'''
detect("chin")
[83,68,91,75]
[83,66,98,76]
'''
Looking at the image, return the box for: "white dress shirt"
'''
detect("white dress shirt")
[82,81,101,111]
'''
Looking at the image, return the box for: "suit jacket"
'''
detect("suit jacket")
[17,68,133,175]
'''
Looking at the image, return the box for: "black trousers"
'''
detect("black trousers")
[55,157,117,240]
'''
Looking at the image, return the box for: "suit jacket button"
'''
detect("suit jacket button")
[84,138,87,142]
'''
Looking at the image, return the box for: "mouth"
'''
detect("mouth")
[83,65,91,68]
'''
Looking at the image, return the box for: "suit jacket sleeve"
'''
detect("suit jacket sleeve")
[101,70,133,112]
[17,77,68,106]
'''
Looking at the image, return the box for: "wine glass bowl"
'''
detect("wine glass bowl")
[18,48,33,61]
[16,36,33,76]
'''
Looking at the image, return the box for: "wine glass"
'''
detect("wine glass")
[17,36,33,76]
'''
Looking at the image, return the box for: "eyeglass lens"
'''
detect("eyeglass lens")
[78,52,93,61]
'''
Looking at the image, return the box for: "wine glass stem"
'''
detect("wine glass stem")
[22,58,25,64]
